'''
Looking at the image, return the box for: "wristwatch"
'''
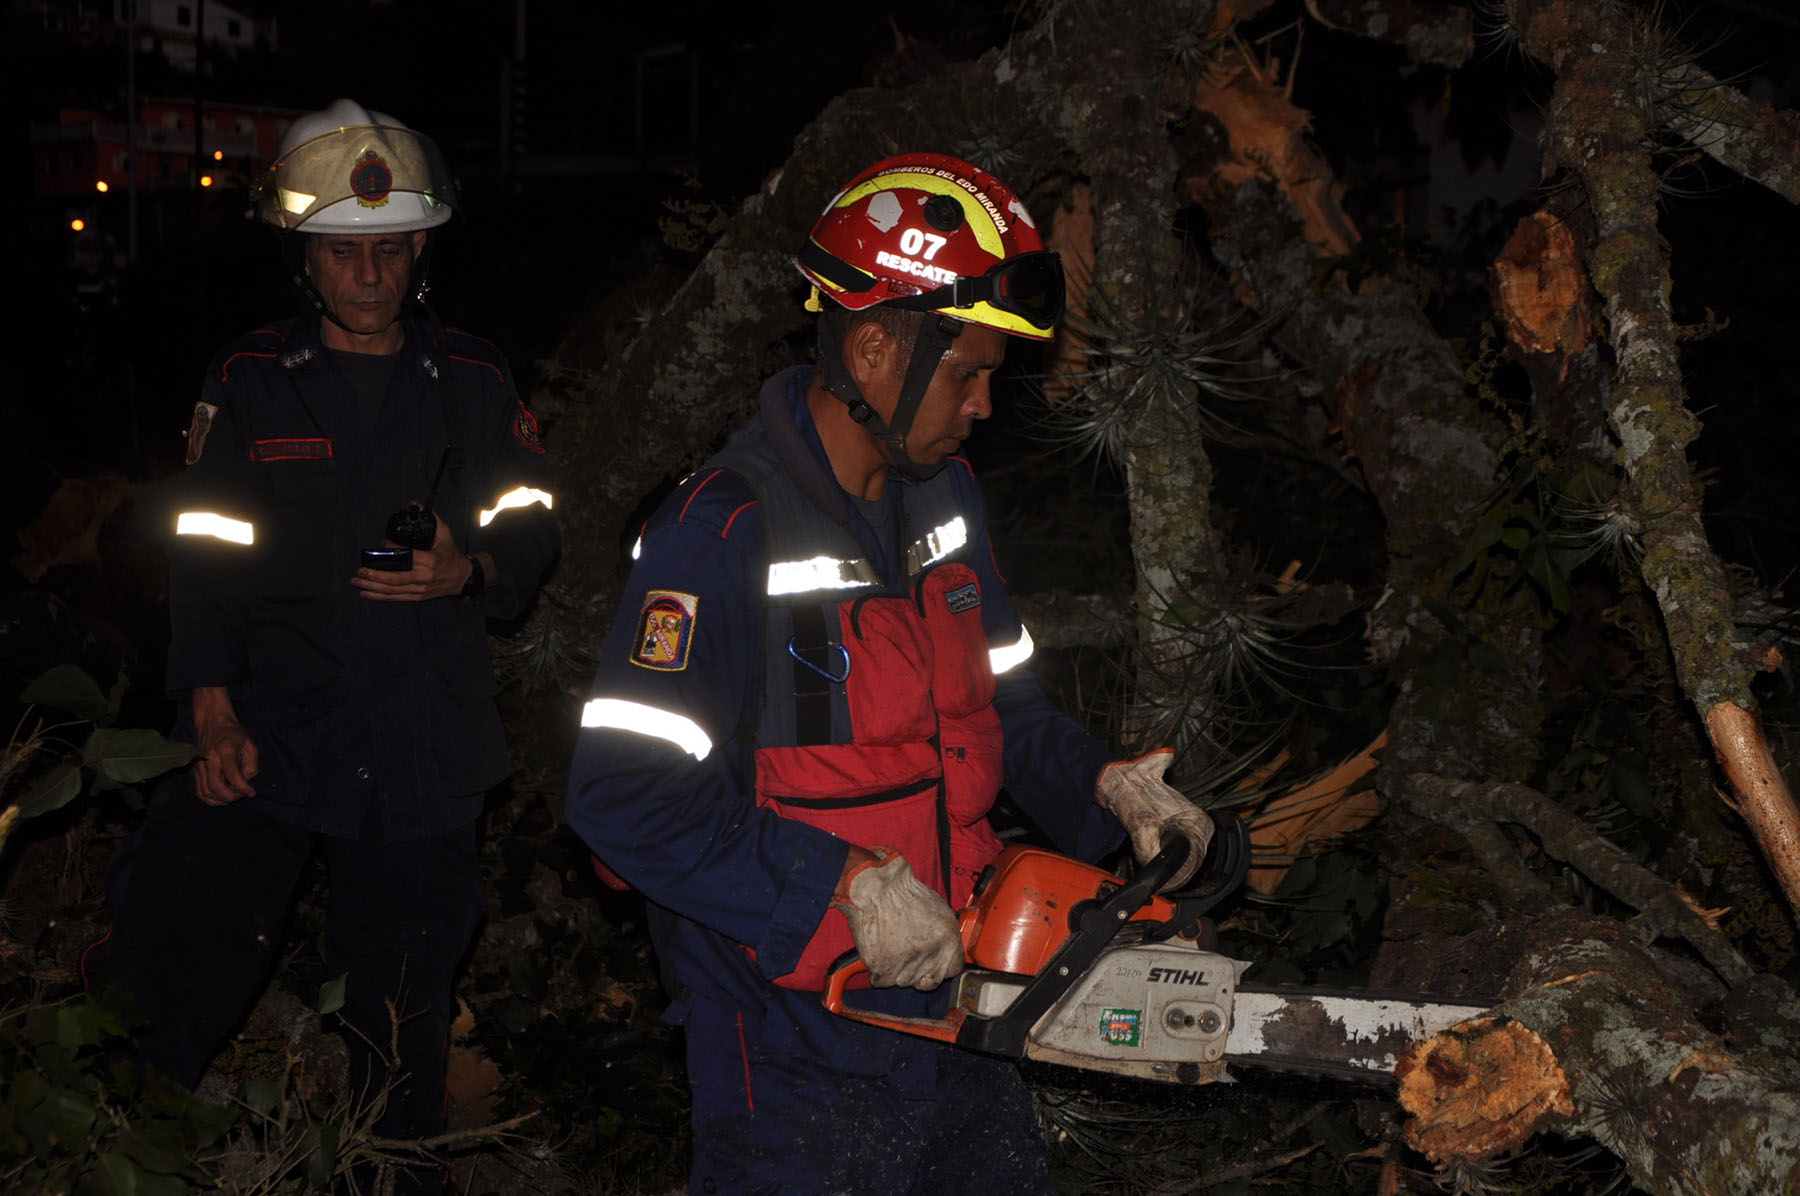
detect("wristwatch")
[460,552,486,599]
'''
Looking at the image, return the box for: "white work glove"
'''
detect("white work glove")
[1097,748,1215,891]
[834,851,965,991]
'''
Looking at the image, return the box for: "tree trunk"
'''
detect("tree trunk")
[1509,0,1800,920]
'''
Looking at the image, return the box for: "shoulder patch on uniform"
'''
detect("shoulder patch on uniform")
[513,400,545,453]
[632,591,698,671]
[184,402,219,466]
[945,581,982,613]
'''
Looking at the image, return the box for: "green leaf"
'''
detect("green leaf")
[316,974,347,1016]
[118,1123,192,1178]
[45,1088,97,1155]
[83,730,195,785]
[303,1122,340,1191]
[57,1002,104,1049]
[21,664,114,722]
[242,1072,283,1117]
[87,1150,140,1196]
[15,763,83,818]
[1499,525,1530,551]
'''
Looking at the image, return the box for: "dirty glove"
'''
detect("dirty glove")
[833,850,965,991]
[1097,749,1215,891]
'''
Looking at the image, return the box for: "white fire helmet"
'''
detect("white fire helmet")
[255,98,457,234]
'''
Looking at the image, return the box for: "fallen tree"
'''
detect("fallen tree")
[534,0,1800,1188]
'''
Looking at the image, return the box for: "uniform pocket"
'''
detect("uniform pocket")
[256,458,344,597]
[839,594,936,744]
[913,563,995,718]
[756,769,945,991]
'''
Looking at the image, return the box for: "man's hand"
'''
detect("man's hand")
[833,847,964,990]
[1097,749,1214,891]
[351,509,488,602]
[191,685,259,806]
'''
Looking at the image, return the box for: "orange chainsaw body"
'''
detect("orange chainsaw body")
[959,846,1184,975]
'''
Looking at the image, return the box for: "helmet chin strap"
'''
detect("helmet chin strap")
[278,231,437,337]
[818,314,963,482]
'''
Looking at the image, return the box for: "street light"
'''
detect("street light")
[96,180,109,192]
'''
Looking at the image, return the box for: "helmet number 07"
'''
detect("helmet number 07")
[898,228,947,260]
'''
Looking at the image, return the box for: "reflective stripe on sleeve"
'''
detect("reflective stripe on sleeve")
[989,625,1035,675]
[580,697,714,760]
[767,555,880,596]
[175,511,256,545]
[903,516,968,574]
[478,486,555,527]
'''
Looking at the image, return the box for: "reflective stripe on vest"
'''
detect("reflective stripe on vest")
[767,554,881,596]
[904,516,968,575]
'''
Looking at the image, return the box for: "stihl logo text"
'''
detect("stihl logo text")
[1147,967,1213,986]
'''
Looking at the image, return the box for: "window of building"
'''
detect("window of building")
[177,5,191,27]
[227,18,241,36]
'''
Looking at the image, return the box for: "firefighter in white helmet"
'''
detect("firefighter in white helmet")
[88,99,558,1195]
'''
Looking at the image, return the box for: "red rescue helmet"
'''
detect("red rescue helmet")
[793,152,1064,341]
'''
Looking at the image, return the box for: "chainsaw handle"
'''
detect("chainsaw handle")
[1139,827,1194,894]
[821,949,966,1044]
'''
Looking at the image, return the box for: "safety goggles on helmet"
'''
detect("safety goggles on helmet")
[795,240,1064,333]
[882,250,1065,332]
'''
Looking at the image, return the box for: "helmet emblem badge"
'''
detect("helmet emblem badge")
[349,151,393,208]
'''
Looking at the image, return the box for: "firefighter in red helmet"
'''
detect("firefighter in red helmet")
[567,153,1211,1194]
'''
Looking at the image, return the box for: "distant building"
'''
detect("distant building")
[13,0,275,64]
[31,100,300,199]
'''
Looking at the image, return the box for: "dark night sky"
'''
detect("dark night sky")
[9,0,1800,596]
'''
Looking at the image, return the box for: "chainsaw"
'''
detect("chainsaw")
[823,823,1488,1085]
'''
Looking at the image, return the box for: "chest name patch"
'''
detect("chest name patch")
[945,582,982,614]
[251,438,334,463]
[632,590,698,671]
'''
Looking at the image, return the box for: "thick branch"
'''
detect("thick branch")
[1404,773,1754,985]
[1662,61,1800,204]
[1512,0,1800,920]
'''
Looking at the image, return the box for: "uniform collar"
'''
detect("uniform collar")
[761,365,900,582]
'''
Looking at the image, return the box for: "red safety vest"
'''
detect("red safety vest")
[712,416,1005,991]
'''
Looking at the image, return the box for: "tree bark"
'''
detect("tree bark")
[1509,0,1800,921]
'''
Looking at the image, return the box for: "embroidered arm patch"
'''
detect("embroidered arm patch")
[632,590,698,671]
[185,402,220,466]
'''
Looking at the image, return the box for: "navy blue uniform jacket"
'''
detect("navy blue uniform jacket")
[169,313,559,840]
[565,367,1121,1078]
